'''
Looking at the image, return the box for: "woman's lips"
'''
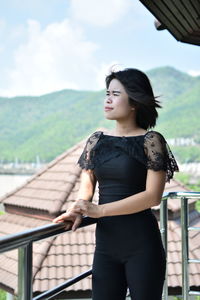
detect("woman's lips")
[104,107,113,111]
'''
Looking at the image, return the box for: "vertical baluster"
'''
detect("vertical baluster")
[160,196,168,300]
[181,197,189,300]
[18,242,33,300]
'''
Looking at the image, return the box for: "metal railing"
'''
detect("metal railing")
[0,217,97,300]
[0,192,200,300]
[160,191,200,300]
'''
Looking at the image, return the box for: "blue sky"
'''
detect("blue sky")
[0,0,199,96]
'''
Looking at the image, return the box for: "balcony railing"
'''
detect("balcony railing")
[160,192,200,300]
[0,191,200,300]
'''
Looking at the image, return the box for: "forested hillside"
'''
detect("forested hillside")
[0,66,199,163]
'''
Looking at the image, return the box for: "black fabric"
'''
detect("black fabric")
[77,130,178,300]
[77,130,179,182]
[92,242,166,300]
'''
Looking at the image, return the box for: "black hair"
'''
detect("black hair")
[105,68,161,130]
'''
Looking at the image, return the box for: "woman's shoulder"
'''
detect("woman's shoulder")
[144,130,166,140]
[82,130,104,153]
[144,130,179,182]
[89,130,103,138]
[144,130,167,149]
[85,130,103,146]
[77,131,102,170]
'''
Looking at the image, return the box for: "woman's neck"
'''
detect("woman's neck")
[113,122,146,136]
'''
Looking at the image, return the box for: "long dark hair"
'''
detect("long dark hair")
[105,68,161,129]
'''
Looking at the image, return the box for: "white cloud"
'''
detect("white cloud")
[0,0,154,97]
[4,19,101,96]
[188,70,200,77]
[69,0,132,27]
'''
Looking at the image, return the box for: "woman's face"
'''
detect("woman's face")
[104,78,134,120]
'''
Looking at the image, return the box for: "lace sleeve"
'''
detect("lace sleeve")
[144,131,179,182]
[77,131,102,170]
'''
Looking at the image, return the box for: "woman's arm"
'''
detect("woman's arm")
[72,169,166,218]
[77,169,97,202]
[52,169,97,230]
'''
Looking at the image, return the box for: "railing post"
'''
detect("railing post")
[160,196,168,300]
[18,242,33,300]
[181,197,189,300]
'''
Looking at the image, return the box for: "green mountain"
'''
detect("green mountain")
[0,66,199,163]
[0,89,105,162]
[146,66,200,101]
[156,80,200,139]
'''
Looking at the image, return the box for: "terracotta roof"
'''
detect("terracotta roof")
[0,128,199,297]
[0,142,83,218]
[34,226,95,294]
[0,213,50,294]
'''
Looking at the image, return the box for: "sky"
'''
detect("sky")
[0,0,199,97]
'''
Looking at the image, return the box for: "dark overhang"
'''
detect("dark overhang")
[139,0,200,46]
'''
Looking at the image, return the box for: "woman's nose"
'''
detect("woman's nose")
[106,95,112,103]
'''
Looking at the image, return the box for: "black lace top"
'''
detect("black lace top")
[77,130,179,183]
[77,130,179,256]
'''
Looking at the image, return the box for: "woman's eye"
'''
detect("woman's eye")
[106,92,119,96]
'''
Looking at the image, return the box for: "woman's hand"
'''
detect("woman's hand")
[52,199,103,231]
[72,199,104,218]
[52,210,83,232]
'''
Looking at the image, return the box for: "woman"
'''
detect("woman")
[53,68,179,300]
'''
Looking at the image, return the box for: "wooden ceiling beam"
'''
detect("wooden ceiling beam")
[139,0,200,45]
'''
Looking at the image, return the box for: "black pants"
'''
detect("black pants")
[92,248,166,300]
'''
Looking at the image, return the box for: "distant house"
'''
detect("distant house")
[0,128,199,299]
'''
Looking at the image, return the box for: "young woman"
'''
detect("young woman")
[53,68,179,300]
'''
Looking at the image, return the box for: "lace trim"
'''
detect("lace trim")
[77,130,179,182]
[77,131,102,170]
[144,131,179,182]
[77,131,147,169]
